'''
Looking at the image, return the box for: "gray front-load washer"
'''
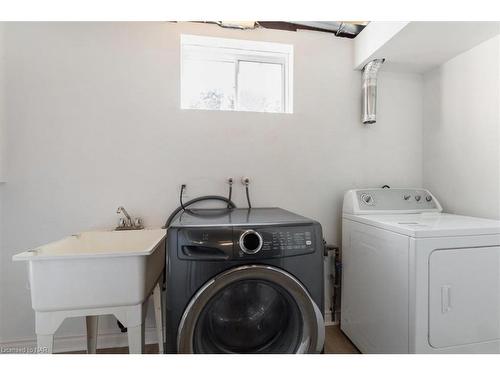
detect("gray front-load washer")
[164,207,325,354]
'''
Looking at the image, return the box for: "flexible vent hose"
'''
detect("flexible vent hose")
[362,58,385,124]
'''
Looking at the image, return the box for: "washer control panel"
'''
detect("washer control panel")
[266,229,313,252]
[343,188,442,214]
[177,224,318,260]
[234,225,316,259]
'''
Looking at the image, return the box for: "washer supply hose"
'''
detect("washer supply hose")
[163,195,237,229]
[245,185,251,209]
[227,183,233,209]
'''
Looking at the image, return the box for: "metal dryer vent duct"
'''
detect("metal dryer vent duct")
[362,58,385,124]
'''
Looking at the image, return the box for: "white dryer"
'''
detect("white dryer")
[341,188,500,353]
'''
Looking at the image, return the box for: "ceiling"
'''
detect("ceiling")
[355,22,500,73]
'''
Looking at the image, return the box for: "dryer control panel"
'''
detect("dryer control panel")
[343,188,443,215]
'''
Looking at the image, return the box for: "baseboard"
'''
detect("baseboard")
[0,327,159,354]
[324,311,340,326]
[325,321,339,326]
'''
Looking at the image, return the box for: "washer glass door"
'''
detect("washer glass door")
[177,265,324,354]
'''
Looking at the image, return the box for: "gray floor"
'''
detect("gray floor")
[62,325,360,354]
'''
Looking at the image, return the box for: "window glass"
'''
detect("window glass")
[182,59,235,111]
[237,61,283,113]
[181,35,293,114]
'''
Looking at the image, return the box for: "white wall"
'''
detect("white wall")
[0,22,424,349]
[423,36,500,219]
[0,22,5,181]
[0,22,4,343]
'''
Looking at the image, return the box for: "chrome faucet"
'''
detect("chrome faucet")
[116,206,144,230]
[117,206,132,226]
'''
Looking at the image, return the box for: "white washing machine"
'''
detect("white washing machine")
[341,188,500,353]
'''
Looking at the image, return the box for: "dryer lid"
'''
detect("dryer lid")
[344,212,500,238]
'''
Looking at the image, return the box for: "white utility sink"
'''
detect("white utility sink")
[13,229,166,311]
[13,229,166,353]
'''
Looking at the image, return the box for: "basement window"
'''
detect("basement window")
[181,34,293,114]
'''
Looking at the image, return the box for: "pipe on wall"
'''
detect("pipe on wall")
[362,59,385,124]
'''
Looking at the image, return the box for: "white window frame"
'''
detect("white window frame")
[181,34,294,114]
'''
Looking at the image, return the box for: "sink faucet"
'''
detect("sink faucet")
[117,206,132,226]
[116,206,144,230]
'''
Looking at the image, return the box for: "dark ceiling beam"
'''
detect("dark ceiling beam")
[258,21,366,38]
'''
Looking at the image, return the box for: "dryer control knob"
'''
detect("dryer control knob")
[239,230,263,255]
[425,195,432,202]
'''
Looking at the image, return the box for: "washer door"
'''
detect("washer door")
[177,265,324,353]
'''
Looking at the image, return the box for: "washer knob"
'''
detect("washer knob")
[425,195,432,202]
[415,195,421,202]
[239,230,263,255]
[403,194,411,201]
